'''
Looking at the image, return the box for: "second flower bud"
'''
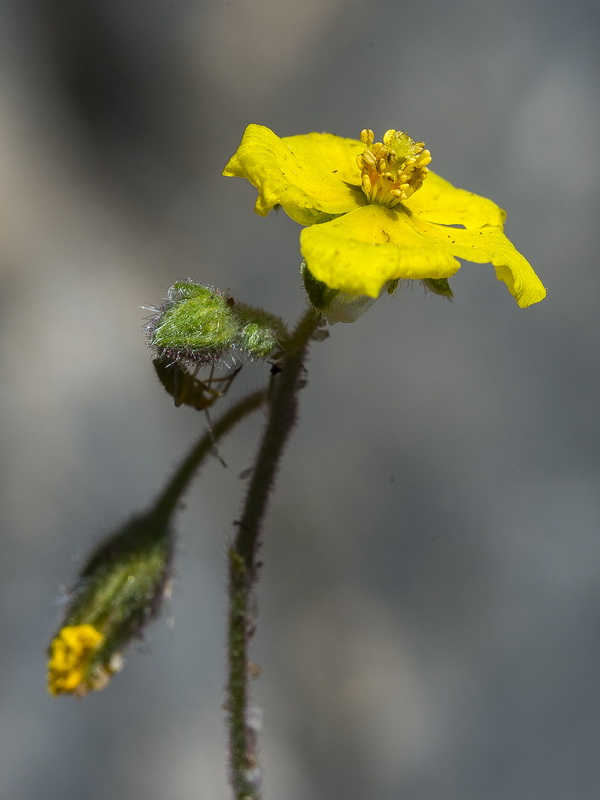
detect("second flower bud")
[147,281,286,366]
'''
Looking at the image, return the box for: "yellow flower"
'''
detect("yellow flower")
[224,124,546,320]
[47,624,109,696]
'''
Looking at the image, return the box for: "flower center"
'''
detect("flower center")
[357,129,431,208]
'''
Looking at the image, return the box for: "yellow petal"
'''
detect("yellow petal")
[410,216,547,307]
[409,172,506,228]
[223,124,364,223]
[300,205,461,298]
[47,624,104,696]
[280,131,364,186]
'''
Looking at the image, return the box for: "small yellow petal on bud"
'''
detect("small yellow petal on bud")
[47,625,105,696]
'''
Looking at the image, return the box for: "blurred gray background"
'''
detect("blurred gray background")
[1,0,599,798]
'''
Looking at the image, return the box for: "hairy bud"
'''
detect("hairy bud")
[147,280,287,364]
[147,281,239,366]
[47,509,173,696]
[231,303,287,359]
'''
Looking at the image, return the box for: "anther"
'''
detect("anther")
[360,129,375,146]
[357,127,432,208]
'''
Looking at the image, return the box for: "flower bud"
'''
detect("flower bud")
[231,303,287,359]
[147,281,239,366]
[147,280,288,364]
[47,509,173,696]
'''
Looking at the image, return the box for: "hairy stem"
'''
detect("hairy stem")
[227,308,320,800]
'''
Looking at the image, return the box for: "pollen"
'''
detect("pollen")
[357,129,431,208]
[47,624,104,696]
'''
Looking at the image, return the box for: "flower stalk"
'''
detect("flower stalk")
[226,308,320,800]
[48,387,266,697]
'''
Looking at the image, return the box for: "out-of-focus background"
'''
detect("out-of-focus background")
[1,0,599,798]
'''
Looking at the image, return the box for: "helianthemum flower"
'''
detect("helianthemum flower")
[224,125,546,321]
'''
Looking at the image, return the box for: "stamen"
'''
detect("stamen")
[357,128,431,208]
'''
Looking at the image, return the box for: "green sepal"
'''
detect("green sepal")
[301,262,382,323]
[59,508,173,688]
[422,277,454,298]
[301,261,340,311]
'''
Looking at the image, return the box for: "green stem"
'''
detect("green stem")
[153,388,267,521]
[227,308,320,800]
